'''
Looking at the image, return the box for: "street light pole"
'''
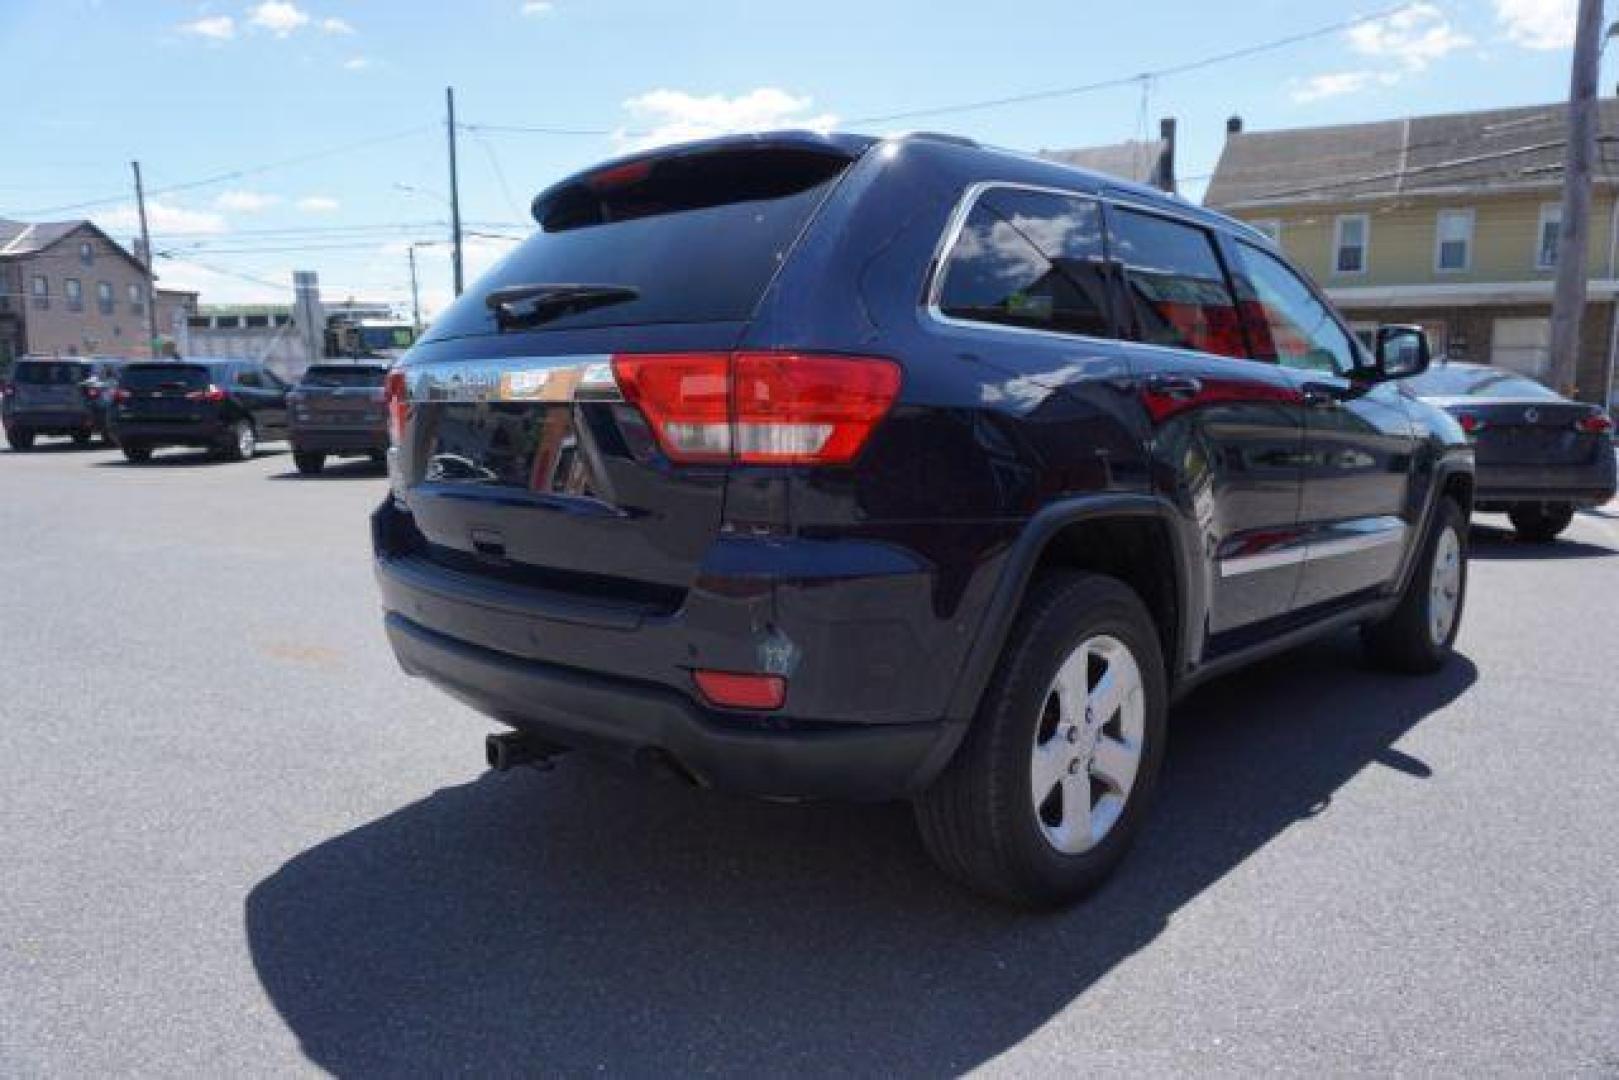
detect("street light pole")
[408,244,422,332]
[446,86,465,298]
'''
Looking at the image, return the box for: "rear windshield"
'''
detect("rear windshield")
[1407,366,1562,400]
[300,365,388,388]
[424,147,855,341]
[120,364,212,391]
[15,361,89,385]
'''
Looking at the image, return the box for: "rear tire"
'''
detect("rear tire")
[369,450,387,467]
[294,450,326,475]
[1508,502,1574,543]
[72,431,91,447]
[222,418,256,462]
[122,443,152,463]
[1363,498,1467,674]
[914,571,1168,909]
[8,430,34,451]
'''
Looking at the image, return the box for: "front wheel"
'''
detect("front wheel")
[1363,498,1467,674]
[72,431,92,447]
[223,419,257,462]
[914,571,1168,908]
[8,429,34,451]
[1508,502,1574,543]
[293,450,325,475]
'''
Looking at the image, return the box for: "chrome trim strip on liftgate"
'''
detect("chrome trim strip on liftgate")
[399,355,622,404]
[1220,516,1408,578]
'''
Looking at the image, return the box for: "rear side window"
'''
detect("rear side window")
[120,364,210,391]
[301,365,388,388]
[236,369,264,388]
[936,188,1112,338]
[1110,208,1245,359]
[425,147,855,341]
[14,362,87,385]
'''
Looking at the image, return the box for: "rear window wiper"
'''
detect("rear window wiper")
[485,283,640,330]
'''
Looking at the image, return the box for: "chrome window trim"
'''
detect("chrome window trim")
[1220,517,1407,578]
[399,355,621,404]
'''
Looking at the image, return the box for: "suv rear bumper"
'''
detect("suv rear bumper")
[1474,452,1617,509]
[111,420,228,447]
[290,426,387,454]
[383,610,948,799]
[4,408,95,434]
[372,500,965,799]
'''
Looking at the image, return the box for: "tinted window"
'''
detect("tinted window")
[359,327,415,350]
[236,369,263,388]
[1406,366,1561,400]
[14,361,88,385]
[120,364,210,391]
[426,148,854,341]
[1232,242,1357,374]
[300,365,388,388]
[1110,209,1245,358]
[937,188,1112,337]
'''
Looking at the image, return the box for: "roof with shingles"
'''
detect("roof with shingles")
[1040,138,1174,192]
[1204,100,1619,210]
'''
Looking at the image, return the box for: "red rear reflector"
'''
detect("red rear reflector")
[384,368,408,445]
[611,351,901,466]
[84,386,101,401]
[1577,412,1614,434]
[693,670,786,711]
[1457,412,1485,435]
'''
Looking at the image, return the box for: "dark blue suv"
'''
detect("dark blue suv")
[373,131,1473,906]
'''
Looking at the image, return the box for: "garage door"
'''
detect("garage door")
[1491,317,1551,377]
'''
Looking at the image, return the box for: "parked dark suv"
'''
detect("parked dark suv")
[373,132,1474,906]
[111,358,290,463]
[287,362,390,474]
[2,358,101,449]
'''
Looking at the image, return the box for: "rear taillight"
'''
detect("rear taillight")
[611,351,902,466]
[113,388,130,403]
[1,384,14,398]
[384,368,407,445]
[185,384,226,403]
[83,385,101,401]
[1456,412,1485,436]
[1577,412,1614,435]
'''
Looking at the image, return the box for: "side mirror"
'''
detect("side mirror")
[1371,324,1431,381]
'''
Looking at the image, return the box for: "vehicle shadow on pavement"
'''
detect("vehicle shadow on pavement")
[245,635,1475,1075]
[91,449,287,468]
[266,461,387,482]
[1468,523,1617,561]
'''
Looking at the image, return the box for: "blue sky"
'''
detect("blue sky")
[1,0,1584,314]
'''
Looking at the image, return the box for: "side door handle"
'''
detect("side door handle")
[1301,382,1345,410]
[1143,374,1203,400]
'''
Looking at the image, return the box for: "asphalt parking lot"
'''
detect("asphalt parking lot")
[2,437,1618,1076]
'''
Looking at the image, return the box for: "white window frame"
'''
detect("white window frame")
[1536,203,1562,270]
[1333,213,1369,276]
[1250,219,1282,245]
[1434,208,1474,273]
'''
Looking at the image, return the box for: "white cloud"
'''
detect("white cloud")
[213,190,280,213]
[1495,0,1575,49]
[178,15,235,40]
[319,16,355,34]
[248,1,310,37]
[342,56,370,70]
[296,195,340,213]
[1290,71,1401,103]
[616,87,837,151]
[520,1,554,15]
[1347,3,1472,71]
[100,200,229,237]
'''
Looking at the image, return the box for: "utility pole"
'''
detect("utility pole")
[408,244,422,331]
[130,161,159,357]
[446,86,465,298]
[1547,0,1604,397]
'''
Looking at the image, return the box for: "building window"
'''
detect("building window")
[65,278,83,312]
[272,314,292,327]
[1333,214,1369,274]
[128,283,145,315]
[79,240,93,265]
[1435,209,1473,272]
[244,314,270,328]
[1250,219,1282,244]
[215,315,241,329]
[1537,204,1562,269]
[31,275,49,309]
[96,281,114,315]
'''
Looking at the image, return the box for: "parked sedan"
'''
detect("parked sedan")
[287,362,389,474]
[111,358,290,463]
[1406,362,1616,541]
